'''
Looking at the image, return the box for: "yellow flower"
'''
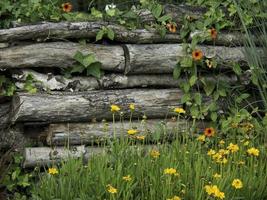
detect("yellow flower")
[205,185,224,199]
[174,107,185,114]
[218,149,229,156]
[164,168,177,175]
[227,143,239,153]
[238,161,245,165]
[219,140,225,145]
[197,135,206,142]
[232,179,243,189]
[127,129,138,135]
[48,167,58,175]
[135,135,145,140]
[207,149,216,156]
[122,175,132,182]
[212,153,222,160]
[214,191,225,199]
[110,104,120,112]
[107,184,117,194]
[129,103,135,111]
[150,150,160,158]
[167,196,181,200]
[213,173,222,179]
[247,147,259,156]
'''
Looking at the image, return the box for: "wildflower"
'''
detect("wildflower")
[110,104,120,112]
[218,149,229,156]
[174,107,185,114]
[192,49,203,61]
[205,185,224,199]
[135,135,145,140]
[204,127,215,137]
[122,175,132,182]
[209,28,217,40]
[107,184,117,194]
[238,161,245,165]
[247,147,259,156]
[166,23,177,33]
[212,153,222,161]
[150,150,160,158]
[167,196,181,200]
[227,143,239,153]
[219,140,225,145]
[129,103,135,111]
[207,149,216,156]
[214,191,225,199]
[213,173,222,179]
[48,167,58,175]
[197,135,205,142]
[219,157,228,164]
[232,179,243,189]
[127,129,138,135]
[62,2,73,12]
[164,168,177,175]
[105,3,116,11]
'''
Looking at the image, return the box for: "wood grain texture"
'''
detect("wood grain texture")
[12,89,186,123]
[0,42,125,71]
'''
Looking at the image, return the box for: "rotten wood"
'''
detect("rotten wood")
[0,42,125,71]
[12,89,189,123]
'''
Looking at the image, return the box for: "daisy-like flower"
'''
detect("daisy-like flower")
[150,150,160,158]
[209,28,217,40]
[166,23,177,33]
[48,167,58,175]
[205,59,213,68]
[247,147,259,156]
[110,104,120,112]
[204,127,215,137]
[227,143,239,153]
[192,49,203,61]
[213,173,222,179]
[207,149,216,156]
[129,103,135,111]
[167,196,181,200]
[135,135,145,140]
[219,140,225,145]
[197,135,206,142]
[127,129,138,135]
[164,168,177,175]
[174,107,186,114]
[107,184,117,194]
[122,175,132,182]
[62,2,73,12]
[232,179,243,189]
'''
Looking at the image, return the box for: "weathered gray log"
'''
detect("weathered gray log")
[23,145,87,168]
[12,89,189,123]
[0,42,125,71]
[13,69,248,92]
[44,119,207,146]
[0,21,260,46]
[0,43,9,48]
[124,44,263,74]
[1,43,264,73]
[0,103,11,128]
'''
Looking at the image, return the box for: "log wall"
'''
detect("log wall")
[0,4,263,167]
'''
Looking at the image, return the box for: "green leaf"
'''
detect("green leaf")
[157,14,172,22]
[83,54,96,67]
[151,4,162,19]
[181,82,190,93]
[202,78,215,96]
[193,93,202,105]
[189,75,197,86]
[181,93,191,104]
[211,112,218,121]
[232,63,242,75]
[73,51,84,64]
[107,28,115,40]
[96,29,105,41]
[91,7,103,18]
[106,9,116,17]
[87,62,102,79]
[180,57,193,68]
[173,63,181,79]
[70,65,84,74]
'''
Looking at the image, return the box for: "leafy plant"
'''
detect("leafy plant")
[0,75,16,96]
[64,51,103,79]
[96,26,115,41]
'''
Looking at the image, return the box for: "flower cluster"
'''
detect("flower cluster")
[205,185,225,199]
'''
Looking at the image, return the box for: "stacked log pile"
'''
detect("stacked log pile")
[0,4,263,167]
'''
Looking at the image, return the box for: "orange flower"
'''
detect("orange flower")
[204,127,215,137]
[166,23,177,33]
[62,2,73,12]
[209,28,217,40]
[192,49,203,61]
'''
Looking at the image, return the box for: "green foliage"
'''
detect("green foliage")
[0,75,16,96]
[23,74,38,94]
[2,153,36,197]
[96,26,115,41]
[64,51,103,79]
